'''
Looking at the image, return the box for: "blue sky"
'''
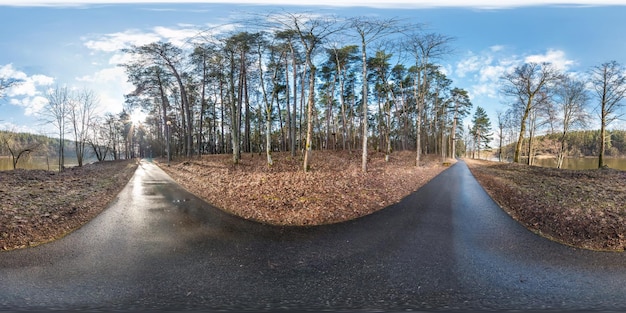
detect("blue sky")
[2,0,626,137]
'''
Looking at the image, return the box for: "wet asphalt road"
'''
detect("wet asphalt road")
[1,160,626,312]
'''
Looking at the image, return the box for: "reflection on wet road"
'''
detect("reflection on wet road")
[1,160,625,311]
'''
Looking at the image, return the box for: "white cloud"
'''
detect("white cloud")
[7,74,55,98]
[83,25,206,54]
[0,64,28,80]
[153,26,203,47]
[453,51,511,98]
[9,95,49,116]
[440,64,453,77]
[453,48,575,99]
[97,92,125,114]
[75,66,134,115]
[0,64,55,115]
[0,121,40,134]
[490,45,505,52]
[78,25,209,122]
[107,52,135,66]
[525,49,575,71]
[76,66,126,84]
[83,30,161,52]
[455,53,485,78]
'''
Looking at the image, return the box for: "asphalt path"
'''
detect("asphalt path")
[1,160,626,312]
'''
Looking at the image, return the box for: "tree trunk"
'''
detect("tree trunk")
[557,134,566,169]
[229,50,240,164]
[361,39,368,172]
[300,66,306,153]
[303,59,316,172]
[198,52,207,158]
[284,55,291,153]
[498,123,503,162]
[413,63,423,166]
[289,41,298,157]
[335,52,348,152]
[382,82,392,162]
[599,112,606,168]
[219,79,225,154]
[451,110,458,159]
[244,70,251,154]
[513,103,532,163]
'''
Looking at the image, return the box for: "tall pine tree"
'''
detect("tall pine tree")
[471,106,492,159]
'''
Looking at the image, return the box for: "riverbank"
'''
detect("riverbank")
[158,151,452,226]
[466,158,626,251]
[0,160,138,251]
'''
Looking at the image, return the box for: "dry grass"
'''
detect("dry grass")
[159,150,453,226]
[0,160,138,251]
[465,158,626,251]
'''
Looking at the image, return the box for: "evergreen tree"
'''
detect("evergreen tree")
[471,106,492,159]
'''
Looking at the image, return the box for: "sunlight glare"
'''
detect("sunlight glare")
[130,108,147,125]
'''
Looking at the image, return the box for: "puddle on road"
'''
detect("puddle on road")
[143,180,169,185]
[141,180,169,196]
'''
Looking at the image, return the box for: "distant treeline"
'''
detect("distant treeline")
[498,129,626,161]
[0,131,79,158]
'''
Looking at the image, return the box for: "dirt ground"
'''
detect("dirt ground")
[158,150,452,226]
[0,160,138,251]
[465,158,626,252]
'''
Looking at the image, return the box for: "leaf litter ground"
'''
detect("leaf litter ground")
[0,160,138,251]
[466,158,626,251]
[159,150,451,226]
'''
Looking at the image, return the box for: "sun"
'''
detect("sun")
[129,108,147,125]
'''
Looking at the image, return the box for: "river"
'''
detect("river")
[0,156,95,171]
[531,157,626,170]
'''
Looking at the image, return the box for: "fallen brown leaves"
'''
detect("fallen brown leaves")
[465,158,626,251]
[159,151,451,226]
[0,160,138,251]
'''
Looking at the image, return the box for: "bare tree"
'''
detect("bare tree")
[267,12,340,172]
[125,42,194,158]
[40,85,70,172]
[501,62,563,164]
[190,44,214,158]
[590,61,626,168]
[496,111,506,162]
[404,31,454,166]
[69,88,99,166]
[123,61,174,160]
[326,44,359,152]
[274,29,303,157]
[525,92,552,166]
[223,31,261,164]
[349,16,404,172]
[554,76,589,168]
[255,32,282,166]
[88,115,111,162]
[0,131,42,169]
[0,77,22,99]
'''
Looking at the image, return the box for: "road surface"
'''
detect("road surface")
[1,160,626,311]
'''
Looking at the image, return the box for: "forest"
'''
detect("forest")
[118,13,481,172]
[2,13,626,172]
